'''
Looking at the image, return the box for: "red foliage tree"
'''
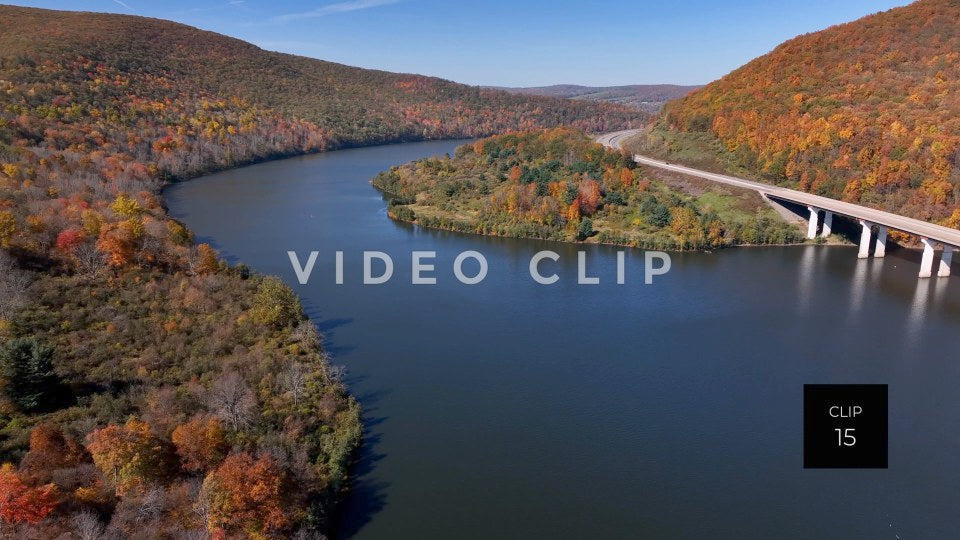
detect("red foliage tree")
[0,463,58,525]
[55,228,85,254]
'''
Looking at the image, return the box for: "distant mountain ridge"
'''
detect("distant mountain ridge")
[662,0,960,224]
[488,84,702,113]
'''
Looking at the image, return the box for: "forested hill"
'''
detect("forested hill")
[0,5,641,148]
[661,0,960,226]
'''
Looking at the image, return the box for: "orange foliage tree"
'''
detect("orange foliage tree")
[508,165,522,183]
[96,222,137,267]
[85,419,176,496]
[0,464,58,525]
[579,179,602,215]
[171,416,229,473]
[20,424,90,479]
[199,453,300,537]
[195,243,220,275]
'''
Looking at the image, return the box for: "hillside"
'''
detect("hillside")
[0,4,643,537]
[373,129,801,249]
[660,0,960,226]
[489,84,701,113]
[0,5,641,147]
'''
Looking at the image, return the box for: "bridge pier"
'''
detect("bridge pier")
[919,238,935,278]
[858,220,872,259]
[807,206,820,239]
[939,246,953,277]
[874,227,887,258]
[821,211,833,237]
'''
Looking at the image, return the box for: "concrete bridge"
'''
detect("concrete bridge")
[597,129,959,278]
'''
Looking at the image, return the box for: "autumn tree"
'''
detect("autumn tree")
[670,206,705,249]
[0,464,58,525]
[85,419,176,496]
[167,220,192,246]
[579,180,602,215]
[566,199,581,222]
[250,276,303,329]
[109,193,142,217]
[199,453,300,537]
[96,222,137,267]
[20,424,91,481]
[0,211,15,249]
[194,243,219,274]
[171,416,229,473]
[56,229,85,254]
[508,165,522,183]
[706,219,726,248]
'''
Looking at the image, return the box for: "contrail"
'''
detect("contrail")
[112,0,136,12]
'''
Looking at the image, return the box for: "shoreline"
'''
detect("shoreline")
[384,211,857,252]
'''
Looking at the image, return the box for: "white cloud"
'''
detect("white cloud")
[271,0,400,23]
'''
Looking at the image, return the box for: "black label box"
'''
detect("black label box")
[803,384,887,469]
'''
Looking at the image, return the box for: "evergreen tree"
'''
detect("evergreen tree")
[1,338,60,412]
[577,218,594,241]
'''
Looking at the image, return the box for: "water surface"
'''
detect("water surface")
[165,140,960,539]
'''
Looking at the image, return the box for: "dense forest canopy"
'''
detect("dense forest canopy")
[374,128,802,249]
[661,0,960,226]
[0,4,639,538]
[0,5,642,147]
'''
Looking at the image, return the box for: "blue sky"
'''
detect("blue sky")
[10,0,911,86]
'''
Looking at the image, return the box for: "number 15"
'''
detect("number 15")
[835,428,856,447]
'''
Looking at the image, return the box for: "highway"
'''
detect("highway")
[597,129,960,249]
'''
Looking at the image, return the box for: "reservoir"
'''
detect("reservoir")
[165,139,960,539]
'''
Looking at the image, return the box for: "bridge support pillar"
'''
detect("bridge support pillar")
[858,220,872,259]
[939,246,953,277]
[807,206,820,239]
[874,227,887,258]
[919,238,935,278]
[821,212,833,237]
